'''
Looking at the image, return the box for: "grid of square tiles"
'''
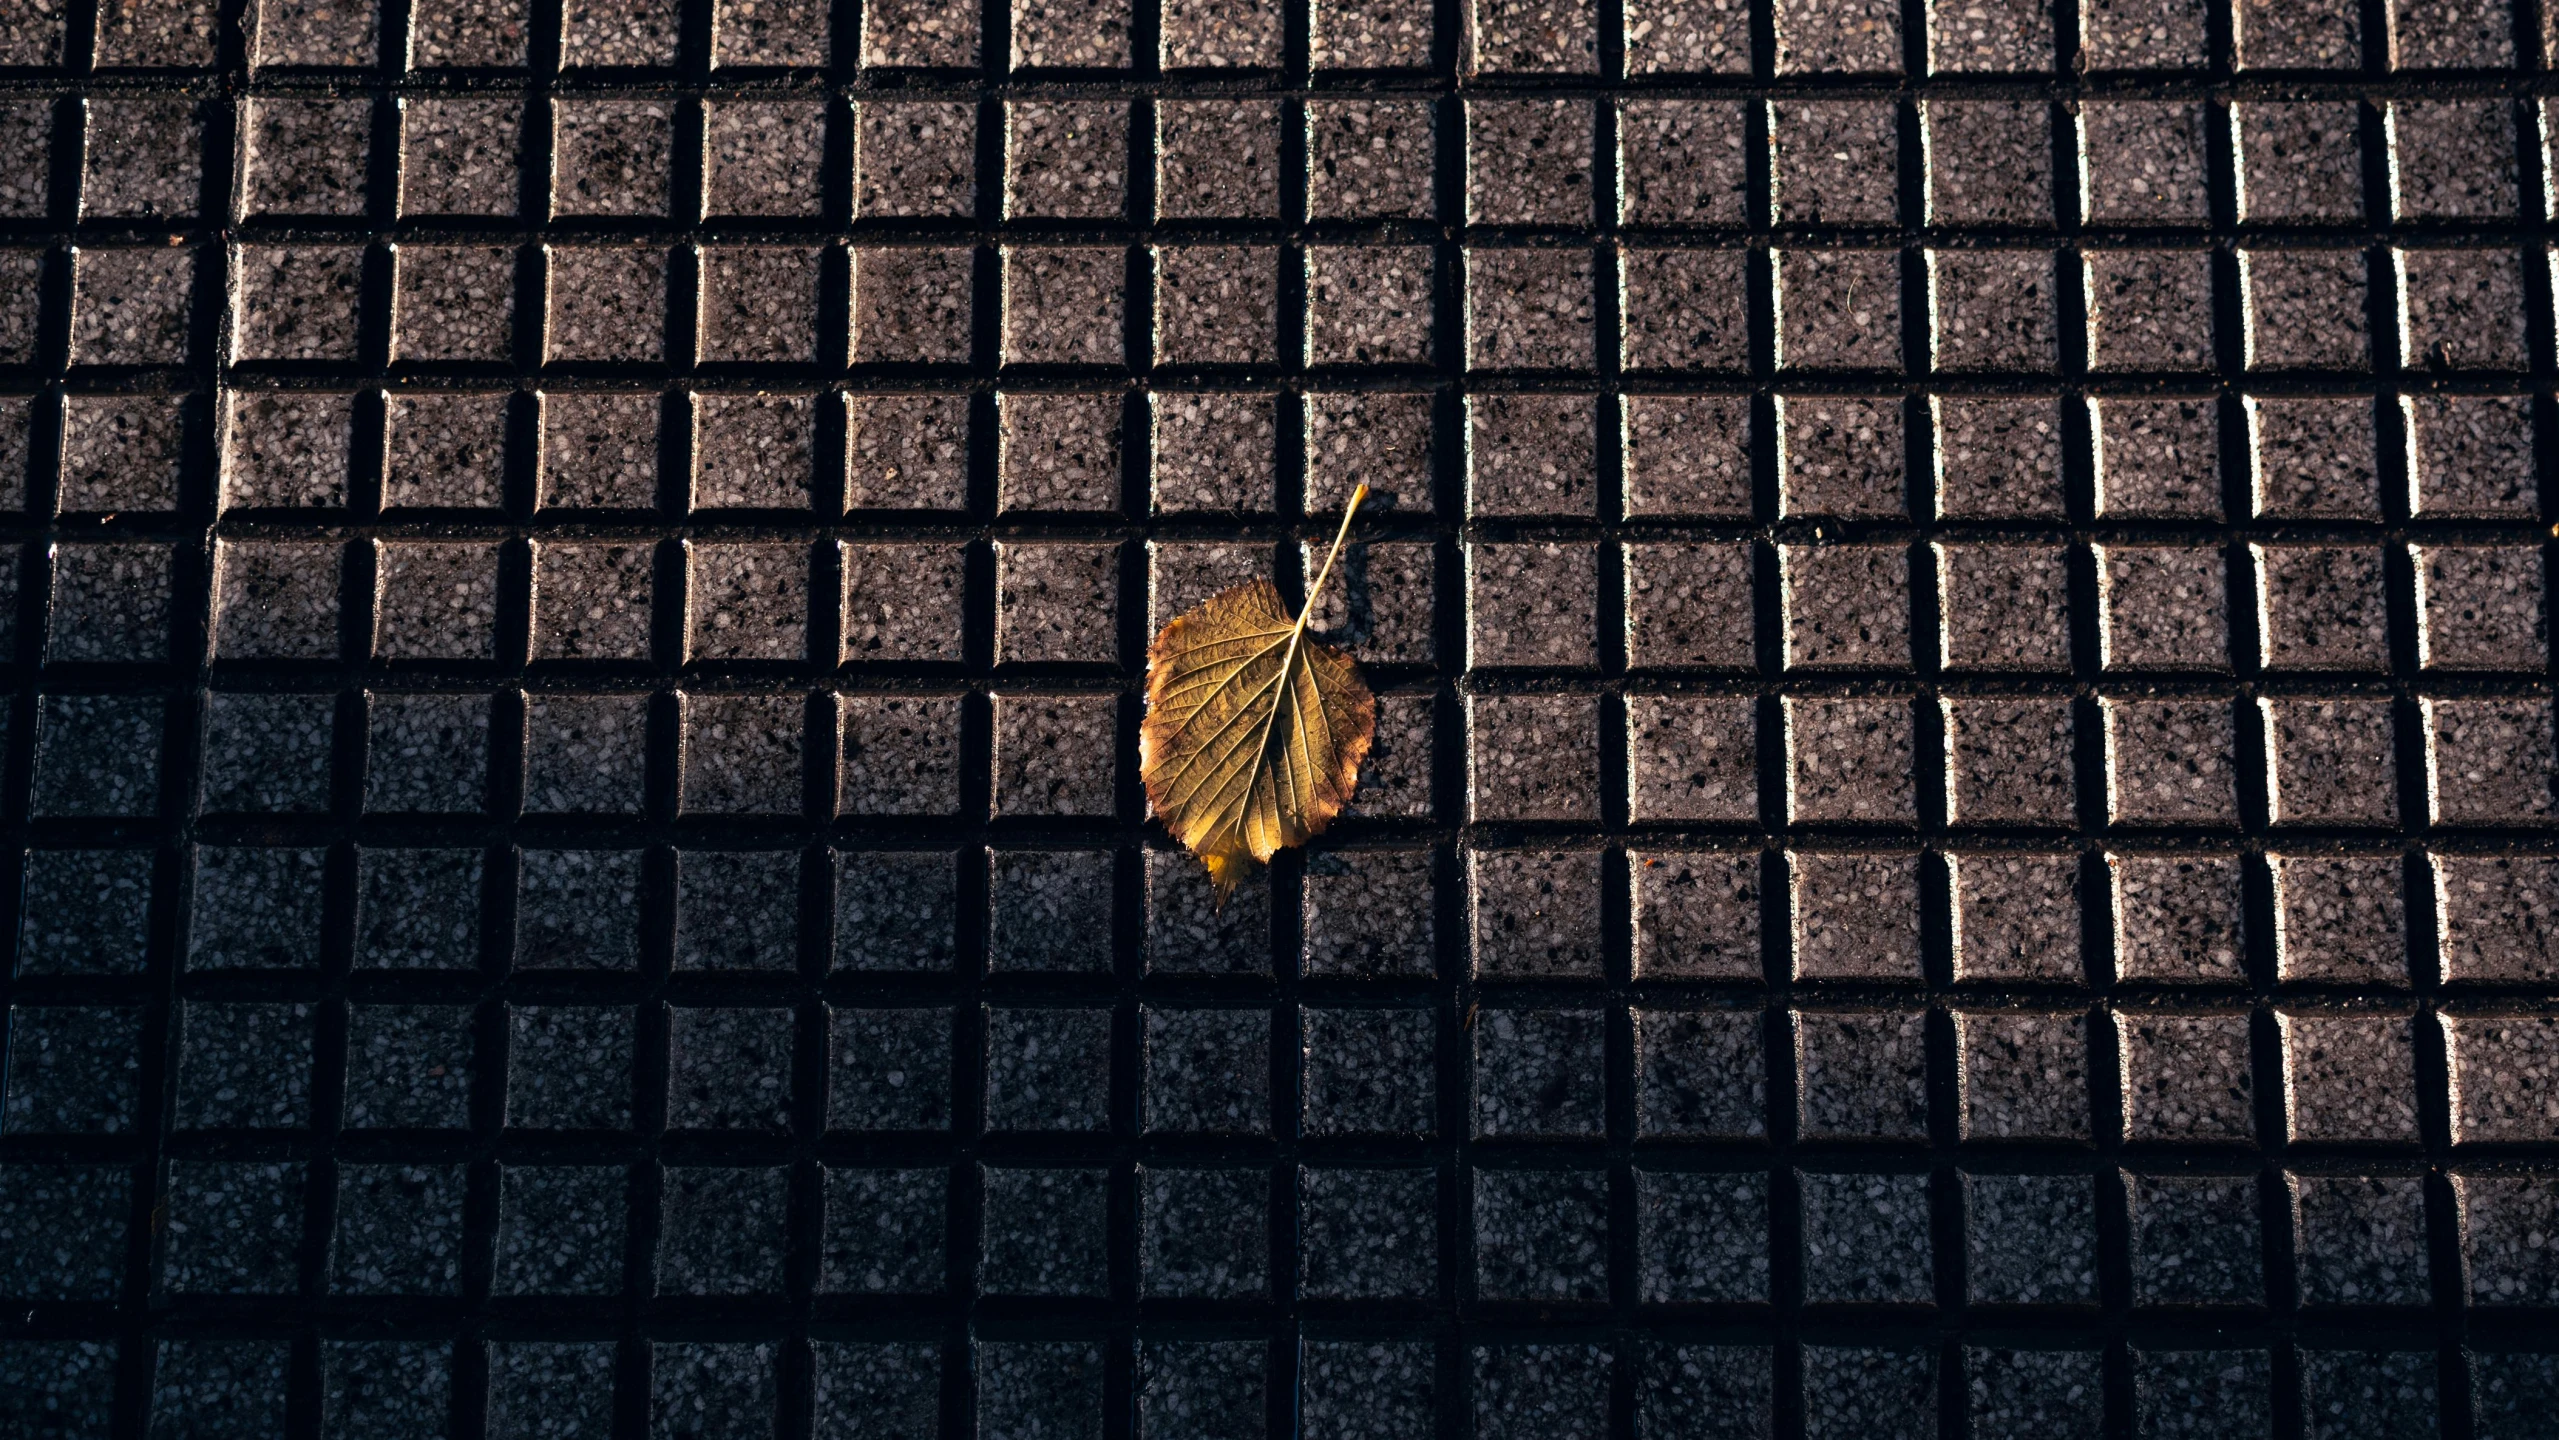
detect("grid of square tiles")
[3,0,2559,1436]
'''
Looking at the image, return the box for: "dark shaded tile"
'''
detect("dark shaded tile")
[979,1341,1105,1440]
[1303,849,1435,977]
[505,1006,636,1128]
[1967,1350,2103,1437]
[47,542,172,662]
[1472,1008,1603,1138]
[1957,1010,2089,1140]
[678,692,807,816]
[343,1004,473,1129]
[1301,1167,1436,1298]
[666,1006,794,1131]
[0,1164,129,1298]
[986,1007,1111,1132]
[1302,1340,1434,1439]
[517,849,641,970]
[1802,1171,1932,1302]
[2129,1174,2263,1304]
[811,1343,939,1440]
[1473,1170,1609,1301]
[1640,1346,1769,1440]
[649,1344,780,1440]
[494,1165,626,1294]
[985,848,1112,973]
[32,695,163,818]
[146,1341,290,1438]
[1148,849,1271,974]
[2299,1350,2439,1440]
[1804,1350,1935,1440]
[2134,1351,2273,1438]
[1636,1007,1766,1137]
[1142,1167,1267,1297]
[189,845,326,969]
[486,1343,616,1439]
[656,1166,787,1294]
[1967,1173,2098,1303]
[177,1002,311,1128]
[820,1168,945,1293]
[16,849,154,976]
[981,1168,1109,1296]
[829,1008,951,1131]
[837,850,960,972]
[2293,1173,2428,1305]
[1796,1009,1927,1139]
[1618,98,1747,222]
[1147,1007,1270,1134]
[3,1005,144,1135]
[331,1164,466,1294]
[160,1160,304,1294]
[1638,1171,1767,1301]
[322,1341,452,1440]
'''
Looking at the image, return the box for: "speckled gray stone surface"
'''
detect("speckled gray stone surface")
[3,5,2553,1435]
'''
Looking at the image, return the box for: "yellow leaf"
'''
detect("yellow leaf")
[1140,485,1379,900]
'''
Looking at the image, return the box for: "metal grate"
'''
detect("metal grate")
[0,0,2556,1435]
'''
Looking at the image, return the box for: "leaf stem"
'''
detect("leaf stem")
[1298,482,1370,635]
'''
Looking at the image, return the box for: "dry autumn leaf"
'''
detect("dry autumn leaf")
[1141,484,1379,899]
